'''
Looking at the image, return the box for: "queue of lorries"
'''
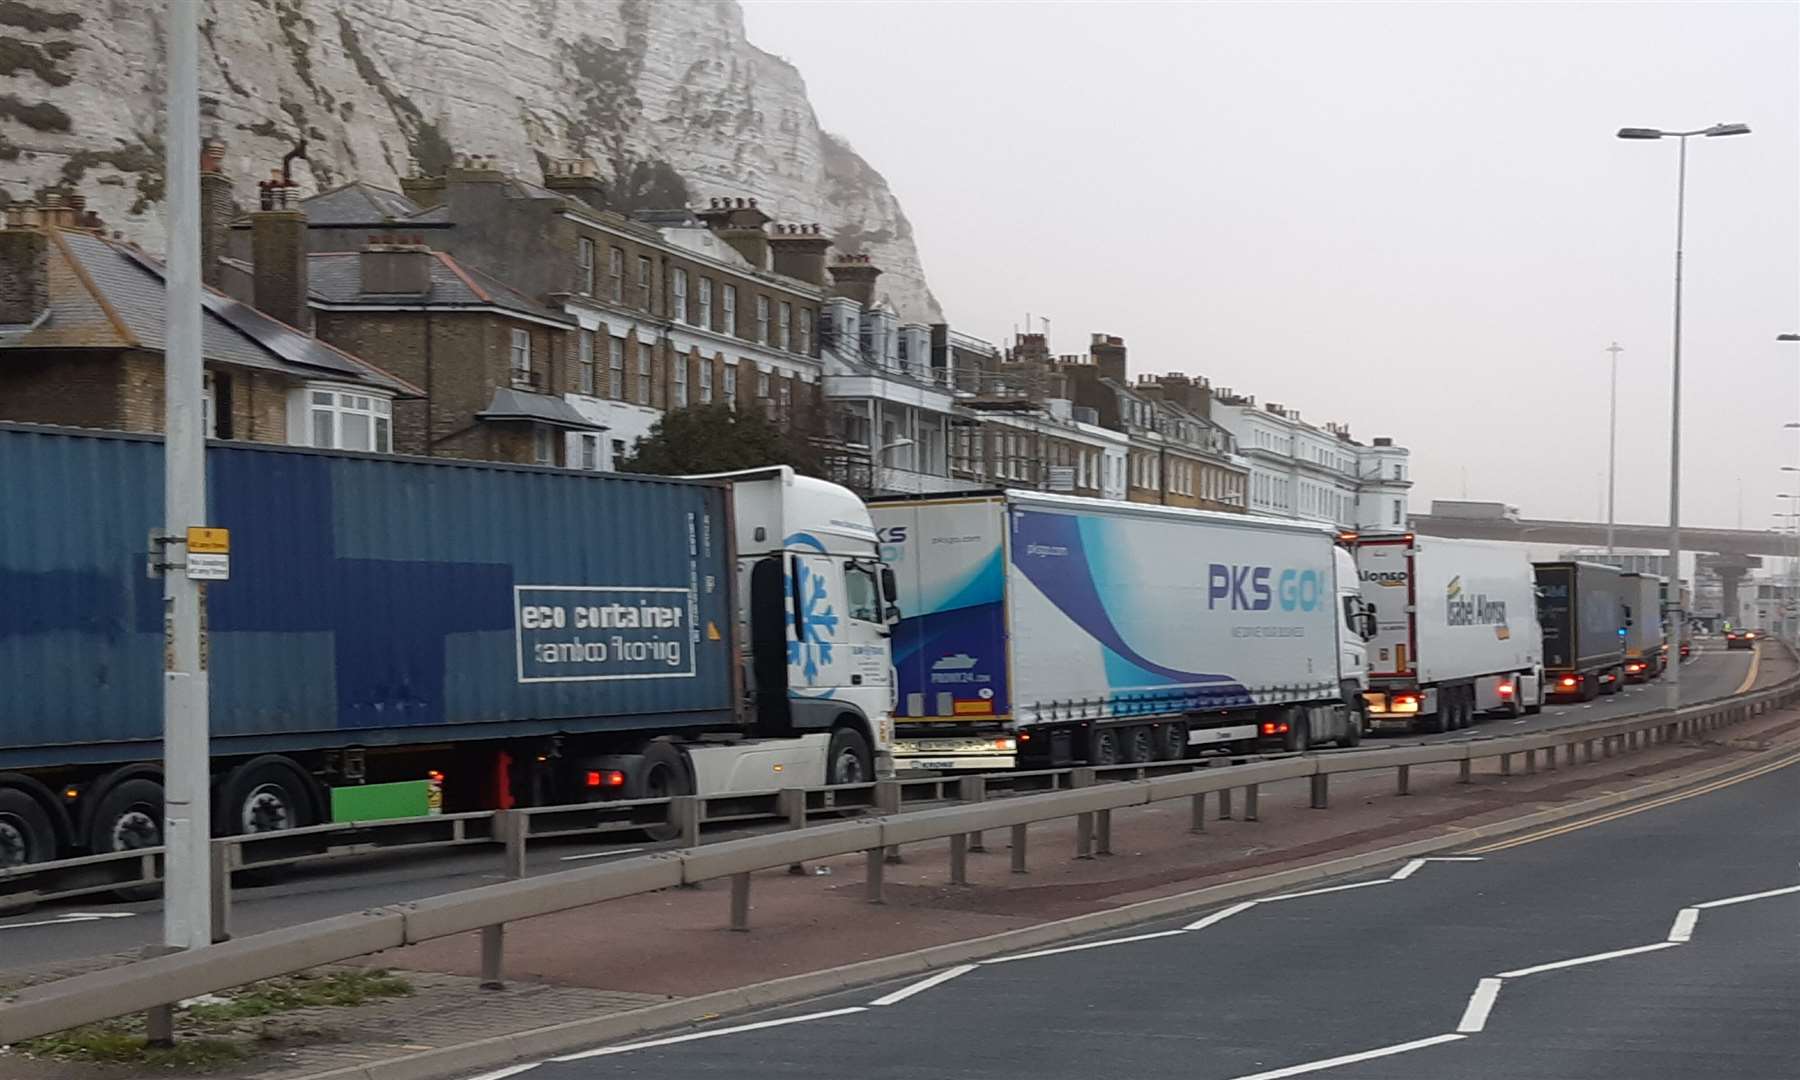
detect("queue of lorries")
[0,423,1676,869]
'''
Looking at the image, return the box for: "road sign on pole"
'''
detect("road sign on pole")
[161,0,212,955]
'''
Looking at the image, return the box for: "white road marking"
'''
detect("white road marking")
[1456,977,1503,1033]
[1264,879,1390,902]
[1224,1033,1466,1080]
[1695,883,1800,909]
[0,911,137,931]
[983,928,1188,964]
[867,963,976,1006]
[560,847,645,862]
[1183,900,1258,931]
[1667,907,1700,942]
[464,1065,541,1080]
[549,1007,866,1061]
[1390,856,1482,881]
[1497,941,1681,978]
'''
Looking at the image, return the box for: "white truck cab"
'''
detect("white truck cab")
[713,467,898,781]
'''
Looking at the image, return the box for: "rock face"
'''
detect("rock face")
[0,0,940,320]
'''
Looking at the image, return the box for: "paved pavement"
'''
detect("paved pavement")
[0,647,1767,974]
[465,736,1800,1080]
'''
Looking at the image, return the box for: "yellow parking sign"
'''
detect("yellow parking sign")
[187,527,230,554]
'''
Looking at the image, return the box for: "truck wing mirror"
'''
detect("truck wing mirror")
[881,566,898,603]
[885,603,902,626]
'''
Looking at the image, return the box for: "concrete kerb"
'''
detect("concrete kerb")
[288,737,1800,1080]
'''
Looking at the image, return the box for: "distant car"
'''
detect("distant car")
[1726,629,1758,650]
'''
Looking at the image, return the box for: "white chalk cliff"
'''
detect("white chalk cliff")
[0,0,940,320]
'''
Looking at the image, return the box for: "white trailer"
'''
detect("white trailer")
[1354,533,1544,732]
[873,492,1375,769]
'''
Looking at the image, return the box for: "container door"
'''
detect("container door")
[1357,541,1414,677]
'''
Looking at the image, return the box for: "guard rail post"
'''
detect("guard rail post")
[864,846,885,904]
[1095,808,1113,856]
[1309,772,1328,809]
[1244,783,1260,821]
[210,841,233,943]
[1190,794,1207,833]
[673,796,701,851]
[1564,743,1576,766]
[1072,767,1096,859]
[480,810,528,991]
[1010,823,1029,873]
[141,943,180,1046]
[959,775,988,853]
[729,872,751,931]
[1395,764,1411,796]
[1583,739,1595,762]
[950,833,969,885]
[1544,743,1558,771]
[1218,786,1234,820]
[1524,749,1537,774]
[778,788,808,875]
[876,780,903,864]
[1458,758,1472,783]
[1499,753,1512,776]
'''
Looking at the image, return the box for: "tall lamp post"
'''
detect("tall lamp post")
[1605,341,1623,553]
[1616,121,1751,710]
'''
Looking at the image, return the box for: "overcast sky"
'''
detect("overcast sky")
[742,0,1799,533]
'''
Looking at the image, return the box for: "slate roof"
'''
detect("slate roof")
[476,387,603,430]
[302,251,570,323]
[300,181,424,224]
[0,228,419,397]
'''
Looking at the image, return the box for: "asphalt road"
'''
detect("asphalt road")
[0,646,1763,975]
[480,727,1800,1080]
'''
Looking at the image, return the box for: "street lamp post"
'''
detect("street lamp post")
[1605,341,1623,553]
[1617,121,1751,711]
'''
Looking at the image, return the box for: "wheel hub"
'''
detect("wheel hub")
[833,749,865,785]
[241,784,292,833]
[0,817,27,868]
[110,809,160,851]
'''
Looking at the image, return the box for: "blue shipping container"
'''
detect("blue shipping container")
[0,425,736,768]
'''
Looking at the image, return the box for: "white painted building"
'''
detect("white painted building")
[1210,395,1410,530]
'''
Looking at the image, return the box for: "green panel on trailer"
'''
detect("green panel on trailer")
[330,779,435,822]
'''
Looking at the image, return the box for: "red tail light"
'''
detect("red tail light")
[1497,683,1514,697]
[1560,676,1577,688]
[585,769,626,789]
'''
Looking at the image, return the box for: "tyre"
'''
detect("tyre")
[1580,675,1600,702]
[1155,722,1188,761]
[1598,667,1621,696]
[1089,726,1122,766]
[1335,706,1363,748]
[826,726,873,787]
[1456,687,1475,729]
[218,756,319,837]
[634,739,693,843]
[1283,712,1311,753]
[1120,725,1154,764]
[1502,682,1526,720]
[1422,705,1447,734]
[0,786,57,869]
[86,776,165,901]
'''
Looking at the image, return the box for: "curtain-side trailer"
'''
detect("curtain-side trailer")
[1533,560,1628,700]
[873,491,1375,770]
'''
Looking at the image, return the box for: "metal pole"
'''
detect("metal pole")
[1606,342,1622,553]
[1665,134,1686,713]
[162,0,212,955]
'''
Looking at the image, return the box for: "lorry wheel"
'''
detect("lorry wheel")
[86,777,165,901]
[1599,668,1621,696]
[0,787,56,869]
[637,739,694,843]
[1088,727,1121,766]
[1335,707,1363,748]
[1283,713,1310,753]
[1121,726,1154,764]
[1156,722,1188,761]
[219,756,318,837]
[826,727,873,787]
[1454,689,1473,729]
[1422,709,1446,735]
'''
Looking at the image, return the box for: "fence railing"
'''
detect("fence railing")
[0,647,1772,918]
[2,663,1795,1045]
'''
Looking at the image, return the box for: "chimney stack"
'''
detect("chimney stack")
[768,222,830,286]
[826,252,882,308]
[1089,333,1127,384]
[359,233,434,296]
[252,171,309,329]
[543,157,607,212]
[0,219,48,325]
[695,195,773,270]
[200,139,232,289]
